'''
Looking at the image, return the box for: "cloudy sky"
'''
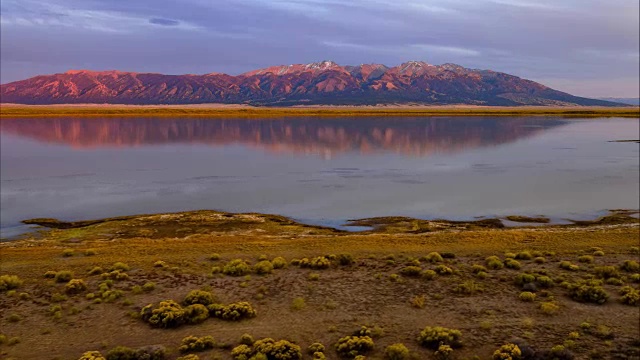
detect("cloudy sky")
[1,0,638,97]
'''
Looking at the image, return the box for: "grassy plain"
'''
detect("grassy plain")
[1,210,639,360]
[1,104,639,118]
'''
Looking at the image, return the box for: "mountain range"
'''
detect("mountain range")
[0,61,623,106]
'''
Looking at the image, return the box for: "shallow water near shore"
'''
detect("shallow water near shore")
[1,116,638,237]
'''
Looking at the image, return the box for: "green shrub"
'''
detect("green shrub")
[299,257,331,270]
[471,265,487,274]
[539,301,560,315]
[620,260,640,272]
[179,335,215,353]
[89,267,103,275]
[208,302,257,321]
[400,266,422,277]
[619,286,640,306]
[417,326,462,349]
[536,276,554,288]
[291,297,306,310]
[534,257,546,264]
[486,256,504,270]
[232,338,302,360]
[154,260,167,268]
[454,281,482,295]
[308,343,325,354]
[593,250,605,256]
[335,336,374,358]
[55,271,73,283]
[0,275,23,291]
[62,249,75,257]
[519,292,536,302]
[434,344,453,360]
[504,259,521,270]
[578,255,593,263]
[515,251,533,260]
[441,252,456,259]
[514,273,536,286]
[384,343,409,360]
[492,343,521,360]
[476,271,488,279]
[142,282,156,292]
[605,278,623,286]
[105,345,166,360]
[272,257,288,269]
[568,283,609,304]
[176,355,199,360]
[184,304,209,324]
[101,270,129,281]
[240,333,255,345]
[308,273,320,281]
[78,351,106,360]
[594,266,620,279]
[110,262,130,272]
[422,270,437,280]
[65,279,88,294]
[254,261,274,275]
[353,326,384,338]
[505,252,516,259]
[425,252,443,263]
[434,265,453,275]
[337,254,355,266]
[184,290,217,306]
[140,300,186,328]
[223,259,252,276]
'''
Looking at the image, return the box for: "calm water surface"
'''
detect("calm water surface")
[1,117,638,237]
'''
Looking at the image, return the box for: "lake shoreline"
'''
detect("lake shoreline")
[1,104,639,118]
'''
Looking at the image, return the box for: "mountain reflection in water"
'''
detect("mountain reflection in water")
[0,117,565,157]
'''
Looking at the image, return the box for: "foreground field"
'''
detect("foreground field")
[1,104,639,118]
[1,211,639,360]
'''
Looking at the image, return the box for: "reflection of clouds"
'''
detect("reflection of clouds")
[0,117,564,158]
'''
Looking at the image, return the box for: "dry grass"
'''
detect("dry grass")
[1,104,639,118]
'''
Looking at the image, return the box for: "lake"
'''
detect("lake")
[1,116,638,237]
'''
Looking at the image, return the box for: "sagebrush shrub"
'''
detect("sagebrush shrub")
[223,259,252,276]
[54,271,73,283]
[184,304,209,324]
[184,290,217,306]
[140,300,186,328]
[240,333,255,346]
[568,282,609,304]
[110,262,130,272]
[299,257,331,270]
[384,343,409,360]
[434,265,453,275]
[337,254,355,266]
[504,259,521,270]
[308,343,325,354]
[422,270,436,280]
[231,338,302,360]
[515,251,532,260]
[105,345,166,360]
[272,257,288,269]
[179,335,215,353]
[539,301,560,315]
[65,279,88,294]
[425,252,443,263]
[519,292,536,302]
[471,265,487,274]
[208,302,257,321]
[619,286,640,306]
[492,344,521,360]
[593,266,620,279]
[254,260,274,275]
[417,326,462,349]
[620,260,640,272]
[78,351,106,360]
[454,281,482,295]
[335,336,374,358]
[486,256,504,270]
[0,275,22,292]
[578,255,594,263]
[400,266,422,277]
